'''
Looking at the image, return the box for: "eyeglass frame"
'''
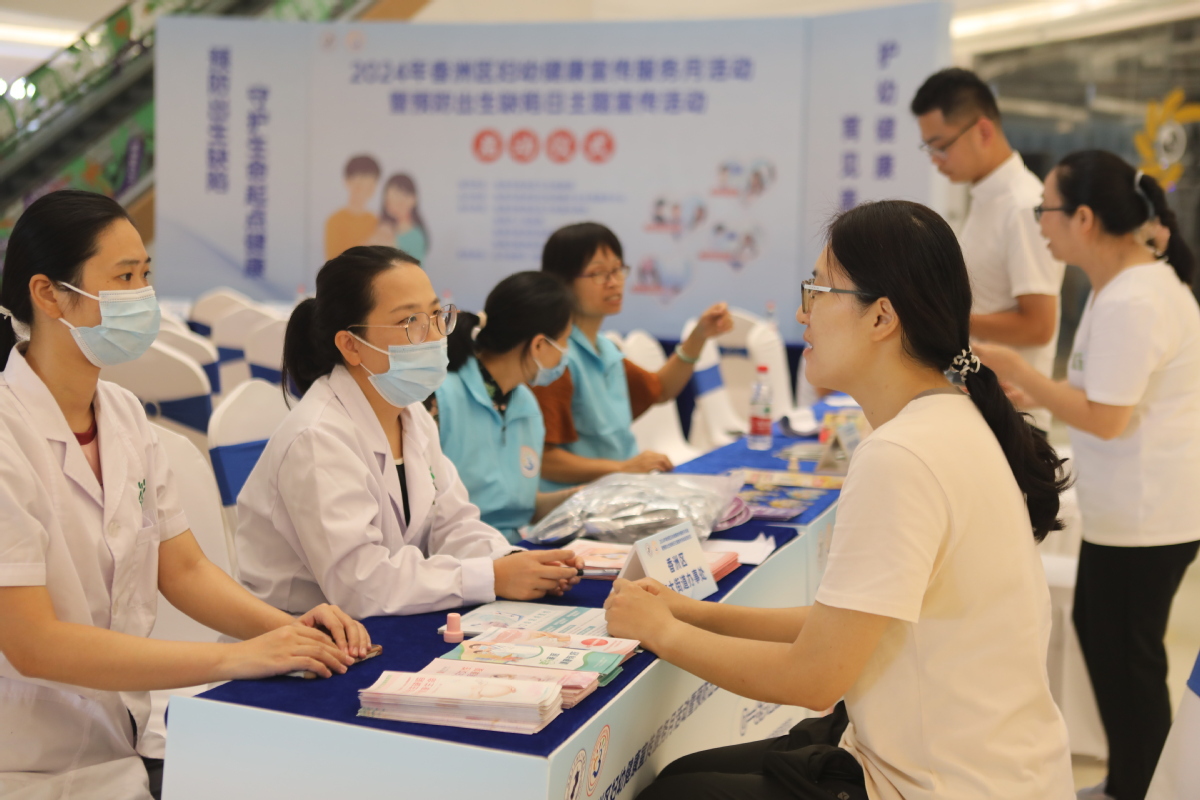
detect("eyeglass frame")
[579,263,632,285]
[800,278,876,315]
[1033,205,1070,222]
[348,303,458,345]
[918,116,982,158]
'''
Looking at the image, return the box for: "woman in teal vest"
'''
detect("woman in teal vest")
[533,222,733,490]
[435,272,578,543]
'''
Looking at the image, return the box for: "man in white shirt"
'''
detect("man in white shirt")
[911,69,1065,430]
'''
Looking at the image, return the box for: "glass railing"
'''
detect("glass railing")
[0,0,360,157]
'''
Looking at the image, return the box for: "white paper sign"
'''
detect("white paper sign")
[618,523,717,600]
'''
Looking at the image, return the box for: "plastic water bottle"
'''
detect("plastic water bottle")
[747,364,773,450]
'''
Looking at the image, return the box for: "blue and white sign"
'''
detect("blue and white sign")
[619,523,717,600]
[156,5,949,342]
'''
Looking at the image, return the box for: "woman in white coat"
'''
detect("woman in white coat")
[0,190,369,800]
[236,245,580,619]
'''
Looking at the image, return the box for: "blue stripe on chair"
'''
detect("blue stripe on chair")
[249,364,282,384]
[718,346,749,358]
[202,361,222,395]
[145,395,213,433]
[217,346,245,363]
[210,439,270,507]
[692,364,723,396]
[188,321,212,336]
[1189,649,1200,696]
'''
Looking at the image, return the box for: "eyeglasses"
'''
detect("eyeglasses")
[350,303,458,345]
[580,264,631,285]
[918,116,981,158]
[800,279,874,315]
[1033,205,1070,222]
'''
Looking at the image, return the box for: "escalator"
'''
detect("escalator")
[0,0,376,254]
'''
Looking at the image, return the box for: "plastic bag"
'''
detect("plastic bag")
[525,473,742,545]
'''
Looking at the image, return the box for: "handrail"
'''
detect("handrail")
[0,0,359,158]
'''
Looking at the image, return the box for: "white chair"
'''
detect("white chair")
[212,306,280,396]
[715,307,766,419]
[157,328,222,397]
[208,379,292,575]
[623,330,702,464]
[1147,648,1200,799]
[187,288,253,337]
[159,308,191,336]
[745,321,794,420]
[100,341,213,451]
[245,318,287,385]
[601,330,624,351]
[682,319,745,452]
[143,423,231,759]
[1037,447,1106,758]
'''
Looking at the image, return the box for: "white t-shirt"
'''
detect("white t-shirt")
[815,393,1073,800]
[1066,261,1200,547]
[959,153,1065,430]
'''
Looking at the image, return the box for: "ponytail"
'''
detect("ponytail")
[446,310,481,372]
[0,315,18,367]
[0,190,131,370]
[1057,150,1195,286]
[1137,172,1195,285]
[827,201,1068,542]
[279,245,418,399]
[960,360,1069,541]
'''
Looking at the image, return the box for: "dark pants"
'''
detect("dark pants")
[1074,539,1200,800]
[143,757,163,800]
[637,702,867,800]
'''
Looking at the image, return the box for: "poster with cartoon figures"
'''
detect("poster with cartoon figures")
[156,5,949,342]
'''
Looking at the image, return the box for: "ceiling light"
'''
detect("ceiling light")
[0,22,79,49]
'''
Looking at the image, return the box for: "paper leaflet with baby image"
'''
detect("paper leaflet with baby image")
[468,626,641,664]
[358,671,562,734]
[418,660,600,708]
[437,601,609,638]
[439,639,624,684]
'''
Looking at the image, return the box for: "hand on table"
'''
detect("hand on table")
[222,625,353,681]
[604,578,680,651]
[495,549,580,600]
[622,451,673,474]
[297,603,372,658]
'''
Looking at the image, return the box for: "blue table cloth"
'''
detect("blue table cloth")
[197,431,836,758]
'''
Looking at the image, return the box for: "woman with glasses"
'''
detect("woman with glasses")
[605,200,1073,800]
[0,192,367,800]
[236,247,582,619]
[534,222,733,489]
[434,271,579,543]
[978,150,1200,800]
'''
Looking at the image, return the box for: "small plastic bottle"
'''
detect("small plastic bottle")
[747,364,773,451]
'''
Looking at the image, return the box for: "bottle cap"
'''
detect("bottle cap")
[444,612,464,644]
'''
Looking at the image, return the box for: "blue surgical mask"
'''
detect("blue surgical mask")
[352,335,448,408]
[530,337,569,387]
[58,283,161,367]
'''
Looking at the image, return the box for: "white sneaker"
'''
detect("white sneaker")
[1076,780,1114,800]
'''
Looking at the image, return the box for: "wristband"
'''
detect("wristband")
[674,344,699,365]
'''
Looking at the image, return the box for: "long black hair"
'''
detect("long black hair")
[0,190,132,369]
[827,200,1068,542]
[541,222,623,283]
[446,271,573,372]
[380,173,429,250]
[281,245,420,397]
[1055,149,1194,286]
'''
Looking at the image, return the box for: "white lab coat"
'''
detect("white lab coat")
[0,347,189,799]
[236,364,512,618]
